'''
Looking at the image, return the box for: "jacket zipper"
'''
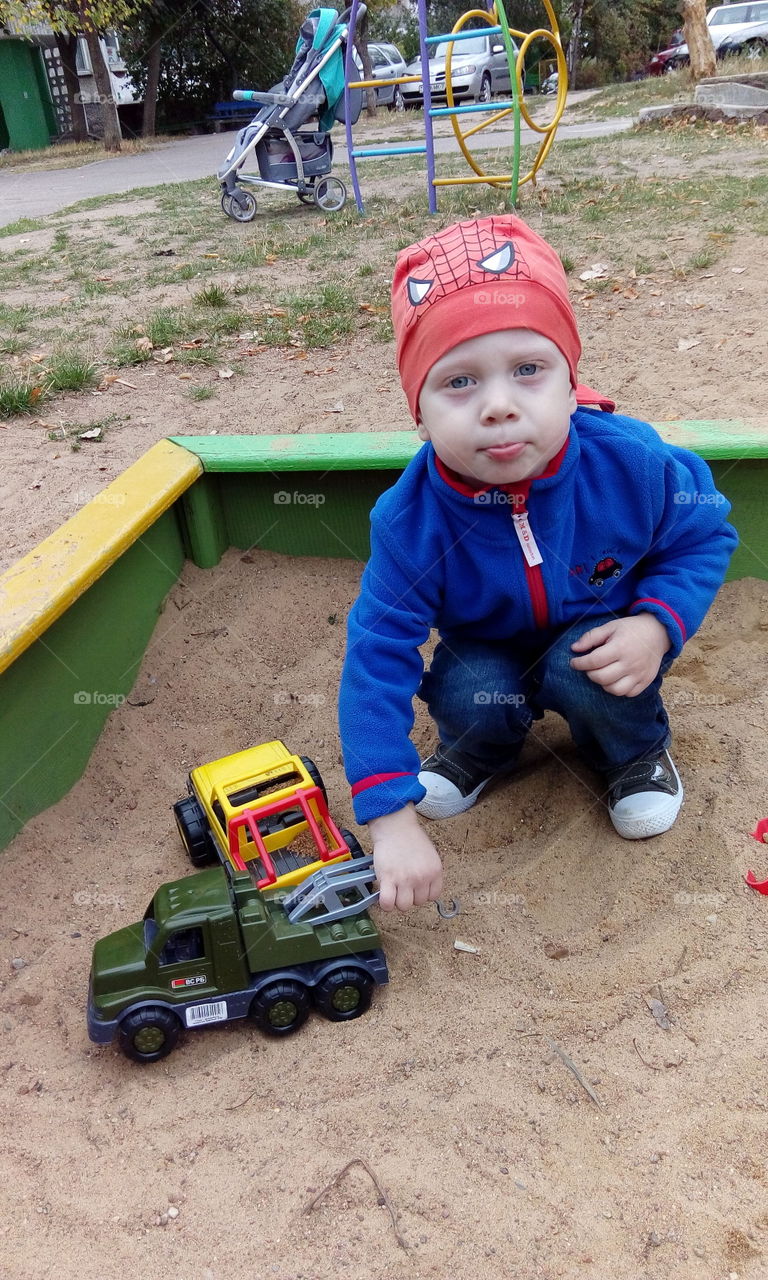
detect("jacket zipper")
[512,505,549,629]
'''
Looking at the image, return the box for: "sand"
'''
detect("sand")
[2,546,767,1280]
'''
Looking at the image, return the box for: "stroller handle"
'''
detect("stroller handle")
[233,88,292,105]
[338,2,366,23]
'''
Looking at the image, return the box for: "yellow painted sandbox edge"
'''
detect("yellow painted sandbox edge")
[0,440,202,676]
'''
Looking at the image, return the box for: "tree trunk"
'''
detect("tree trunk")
[57,31,88,142]
[354,10,377,118]
[567,0,585,86]
[142,20,164,137]
[682,0,716,80]
[82,25,122,151]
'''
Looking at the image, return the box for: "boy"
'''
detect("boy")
[338,216,737,912]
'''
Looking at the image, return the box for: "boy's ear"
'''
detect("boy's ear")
[416,418,431,442]
[568,385,578,416]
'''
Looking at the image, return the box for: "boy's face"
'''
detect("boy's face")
[417,329,577,487]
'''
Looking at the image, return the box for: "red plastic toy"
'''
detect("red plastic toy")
[744,818,768,894]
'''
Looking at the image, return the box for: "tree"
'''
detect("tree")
[681,0,716,79]
[121,0,301,134]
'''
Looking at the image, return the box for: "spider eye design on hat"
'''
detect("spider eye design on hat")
[407,278,433,306]
[476,241,515,274]
[402,221,531,325]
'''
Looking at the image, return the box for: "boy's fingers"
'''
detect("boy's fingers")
[378,878,397,912]
[395,885,414,912]
[570,624,612,652]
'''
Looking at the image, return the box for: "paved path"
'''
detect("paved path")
[0,115,633,228]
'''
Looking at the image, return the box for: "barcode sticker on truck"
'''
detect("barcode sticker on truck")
[185,1000,228,1027]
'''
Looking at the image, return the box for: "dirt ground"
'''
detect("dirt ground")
[1,114,768,1279]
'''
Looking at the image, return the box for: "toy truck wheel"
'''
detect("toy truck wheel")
[339,828,366,860]
[250,980,311,1036]
[174,796,217,867]
[299,756,327,802]
[117,1007,182,1064]
[314,968,373,1021]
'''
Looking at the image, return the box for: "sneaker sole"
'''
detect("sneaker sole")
[609,762,684,840]
[415,772,496,820]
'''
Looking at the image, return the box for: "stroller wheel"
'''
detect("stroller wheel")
[297,190,315,206]
[313,176,346,213]
[222,190,257,222]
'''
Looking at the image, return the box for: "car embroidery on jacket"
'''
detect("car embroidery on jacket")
[402,218,531,321]
[589,556,623,586]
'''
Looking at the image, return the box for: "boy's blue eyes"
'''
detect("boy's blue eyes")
[446,363,539,389]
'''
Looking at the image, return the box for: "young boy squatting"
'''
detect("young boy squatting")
[338,216,737,912]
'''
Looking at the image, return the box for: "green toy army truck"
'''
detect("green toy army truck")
[87,857,387,1063]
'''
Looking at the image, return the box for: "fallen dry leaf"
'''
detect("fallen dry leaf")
[544,941,569,960]
[135,336,153,353]
[217,368,235,379]
[579,263,610,281]
[677,338,701,352]
[79,427,102,441]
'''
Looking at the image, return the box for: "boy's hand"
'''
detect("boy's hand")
[367,803,443,912]
[569,614,671,697]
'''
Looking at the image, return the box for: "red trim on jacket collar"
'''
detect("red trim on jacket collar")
[434,437,569,498]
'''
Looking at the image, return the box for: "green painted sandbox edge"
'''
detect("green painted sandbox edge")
[169,420,768,470]
[0,510,184,853]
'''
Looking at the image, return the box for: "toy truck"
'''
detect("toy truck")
[87,856,387,1063]
[172,741,358,891]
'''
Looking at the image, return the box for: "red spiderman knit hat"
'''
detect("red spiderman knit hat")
[392,215,581,421]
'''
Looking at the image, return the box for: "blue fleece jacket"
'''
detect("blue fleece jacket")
[339,408,738,823]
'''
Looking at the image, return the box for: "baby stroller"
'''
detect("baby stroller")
[218,5,364,222]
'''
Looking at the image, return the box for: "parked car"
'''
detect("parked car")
[718,13,768,56]
[401,32,523,107]
[353,42,408,110]
[649,2,768,72]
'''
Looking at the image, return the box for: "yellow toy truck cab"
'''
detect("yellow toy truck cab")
[173,741,357,891]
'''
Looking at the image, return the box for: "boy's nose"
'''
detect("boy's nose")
[479,377,520,424]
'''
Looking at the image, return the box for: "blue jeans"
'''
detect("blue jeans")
[417,616,672,776]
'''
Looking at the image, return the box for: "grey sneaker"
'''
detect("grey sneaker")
[415,743,516,820]
[606,749,683,839]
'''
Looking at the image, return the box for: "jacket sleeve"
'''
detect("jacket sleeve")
[338,514,442,824]
[628,444,738,656]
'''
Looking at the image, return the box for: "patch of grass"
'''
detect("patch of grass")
[558,251,575,274]
[358,263,375,277]
[144,308,189,347]
[188,385,215,401]
[686,246,718,271]
[193,284,229,308]
[259,282,359,348]
[202,309,251,337]
[47,414,117,450]
[634,254,654,275]
[176,344,221,367]
[45,351,99,392]
[0,374,46,419]
[0,333,29,356]
[109,337,154,367]
[0,217,45,239]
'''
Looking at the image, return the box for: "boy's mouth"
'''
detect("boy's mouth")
[482,442,526,461]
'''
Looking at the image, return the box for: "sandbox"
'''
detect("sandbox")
[1,426,767,1278]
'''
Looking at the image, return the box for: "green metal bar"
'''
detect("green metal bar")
[495,0,521,206]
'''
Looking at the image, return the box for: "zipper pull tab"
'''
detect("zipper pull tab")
[512,510,543,567]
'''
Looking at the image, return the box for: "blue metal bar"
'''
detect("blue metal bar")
[351,145,428,158]
[429,101,516,116]
[425,25,502,43]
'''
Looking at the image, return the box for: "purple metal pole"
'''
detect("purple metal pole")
[343,0,365,213]
[417,0,438,213]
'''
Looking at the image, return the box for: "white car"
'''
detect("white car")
[402,32,523,106]
[353,43,409,110]
[664,1,768,68]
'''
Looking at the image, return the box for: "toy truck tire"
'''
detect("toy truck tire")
[339,828,365,859]
[249,979,311,1036]
[313,967,374,1021]
[117,1006,182,1064]
[173,795,217,867]
[299,756,327,802]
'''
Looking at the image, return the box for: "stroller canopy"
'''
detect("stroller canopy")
[295,7,348,130]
